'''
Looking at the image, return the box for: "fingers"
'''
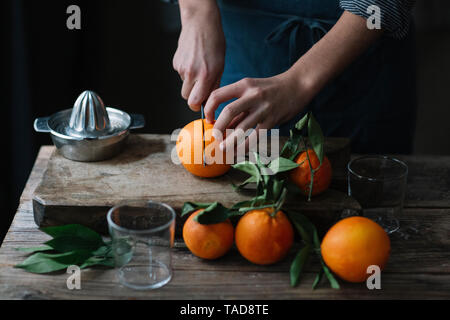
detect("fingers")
[188,79,213,111]
[204,81,246,123]
[243,122,271,154]
[219,107,264,151]
[181,77,221,113]
[227,112,249,130]
[174,52,224,113]
[213,98,253,137]
[181,78,196,110]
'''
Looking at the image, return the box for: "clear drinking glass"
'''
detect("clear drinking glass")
[348,156,408,234]
[107,200,176,290]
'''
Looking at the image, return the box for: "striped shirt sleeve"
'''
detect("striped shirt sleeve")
[340,0,416,39]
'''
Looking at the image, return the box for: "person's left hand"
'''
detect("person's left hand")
[204,70,315,151]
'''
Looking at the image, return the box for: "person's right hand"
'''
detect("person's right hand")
[173,1,225,112]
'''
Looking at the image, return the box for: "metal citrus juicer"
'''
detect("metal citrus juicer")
[34,90,145,162]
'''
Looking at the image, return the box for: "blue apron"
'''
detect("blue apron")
[216,0,416,154]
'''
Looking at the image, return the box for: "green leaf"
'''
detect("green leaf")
[181,202,212,217]
[97,259,115,268]
[287,211,315,244]
[311,227,340,289]
[280,129,303,160]
[231,176,258,191]
[267,157,299,175]
[287,211,340,290]
[295,113,310,132]
[15,250,92,274]
[252,152,264,167]
[291,221,311,245]
[194,202,230,225]
[16,245,53,254]
[232,162,261,182]
[80,256,115,269]
[226,210,246,218]
[312,269,324,290]
[182,202,232,224]
[274,187,288,214]
[290,245,311,287]
[92,245,113,258]
[45,236,104,253]
[263,179,274,203]
[321,261,340,289]
[16,225,117,274]
[41,225,104,246]
[272,179,285,203]
[307,113,324,164]
[312,228,321,250]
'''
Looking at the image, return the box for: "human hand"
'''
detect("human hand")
[204,70,315,150]
[173,1,225,111]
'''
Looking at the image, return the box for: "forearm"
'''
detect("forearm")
[289,10,384,98]
[174,0,225,109]
[178,0,220,23]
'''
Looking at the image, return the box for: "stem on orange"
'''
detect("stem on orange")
[270,208,278,218]
[272,187,288,217]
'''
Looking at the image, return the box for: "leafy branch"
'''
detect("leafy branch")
[181,202,237,224]
[229,111,339,289]
[15,224,114,274]
[287,210,340,289]
[281,112,325,202]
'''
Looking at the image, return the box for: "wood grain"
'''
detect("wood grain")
[1,139,450,300]
[32,135,358,235]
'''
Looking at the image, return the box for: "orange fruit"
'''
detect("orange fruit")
[235,208,294,265]
[321,216,391,283]
[183,210,234,260]
[176,119,231,178]
[290,149,332,196]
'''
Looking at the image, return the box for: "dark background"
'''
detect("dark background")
[1,0,450,243]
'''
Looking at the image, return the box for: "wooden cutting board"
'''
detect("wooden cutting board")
[32,134,360,235]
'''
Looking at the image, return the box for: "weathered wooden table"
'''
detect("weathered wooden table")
[0,142,449,300]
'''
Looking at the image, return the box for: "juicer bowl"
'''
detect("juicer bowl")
[34,108,145,162]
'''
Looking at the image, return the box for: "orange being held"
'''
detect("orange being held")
[183,209,234,260]
[290,149,332,196]
[235,208,294,265]
[176,119,231,178]
[321,216,391,283]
